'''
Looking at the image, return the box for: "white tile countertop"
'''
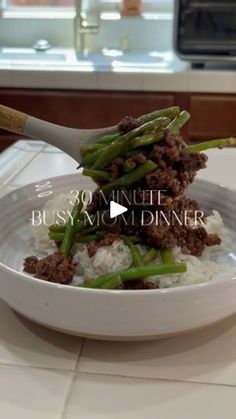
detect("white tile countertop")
[1,50,236,93]
[0,140,236,418]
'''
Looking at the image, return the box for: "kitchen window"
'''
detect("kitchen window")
[0,0,173,49]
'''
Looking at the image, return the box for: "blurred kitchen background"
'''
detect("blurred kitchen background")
[1,0,236,151]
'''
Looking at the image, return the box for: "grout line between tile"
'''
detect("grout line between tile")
[0,361,235,390]
[72,370,236,390]
[3,143,47,186]
[77,341,236,389]
[60,339,86,419]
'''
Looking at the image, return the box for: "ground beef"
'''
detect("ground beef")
[170,196,199,215]
[83,131,220,259]
[145,137,205,195]
[127,152,147,166]
[87,189,102,214]
[206,233,222,247]
[107,153,147,180]
[149,133,184,165]
[118,116,140,134]
[144,222,176,249]
[145,167,196,197]
[144,220,221,257]
[23,256,38,274]
[108,157,125,179]
[121,152,147,172]
[139,192,215,256]
[178,227,221,257]
[164,133,184,162]
[136,189,174,210]
[179,151,208,172]
[24,252,76,284]
[87,233,120,257]
[145,167,177,191]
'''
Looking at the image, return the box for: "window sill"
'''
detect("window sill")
[0,48,178,68]
[1,51,236,94]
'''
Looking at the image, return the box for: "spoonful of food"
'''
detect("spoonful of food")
[0,104,181,164]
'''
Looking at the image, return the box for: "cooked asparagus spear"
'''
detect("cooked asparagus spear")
[186,137,236,153]
[101,160,157,194]
[83,169,110,182]
[167,111,190,134]
[81,263,187,289]
[92,117,171,170]
[60,191,84,255]
[122,235,144,266]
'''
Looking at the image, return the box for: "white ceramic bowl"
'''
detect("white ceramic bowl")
[0,174,236,341]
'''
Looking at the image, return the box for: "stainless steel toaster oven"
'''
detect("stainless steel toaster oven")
[174,0,236,66]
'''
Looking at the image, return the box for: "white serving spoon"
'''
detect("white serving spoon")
[0,105,117,163]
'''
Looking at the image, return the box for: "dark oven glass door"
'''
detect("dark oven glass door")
[178,1,236,55]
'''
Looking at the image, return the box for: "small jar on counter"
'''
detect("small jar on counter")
[121,0,142,16]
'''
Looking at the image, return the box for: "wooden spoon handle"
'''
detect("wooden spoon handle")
[0,105,28,134]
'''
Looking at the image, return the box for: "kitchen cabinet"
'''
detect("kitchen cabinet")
[0,89,174,150]
[188,94,236,140]
[1,88,236,151]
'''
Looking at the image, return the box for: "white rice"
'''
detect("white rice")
[73,240,133,280]
[32,193,236,288]
[32,193,76,252]
[72,210,236,288]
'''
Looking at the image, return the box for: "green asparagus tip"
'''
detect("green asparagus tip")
[187,137,236,153]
